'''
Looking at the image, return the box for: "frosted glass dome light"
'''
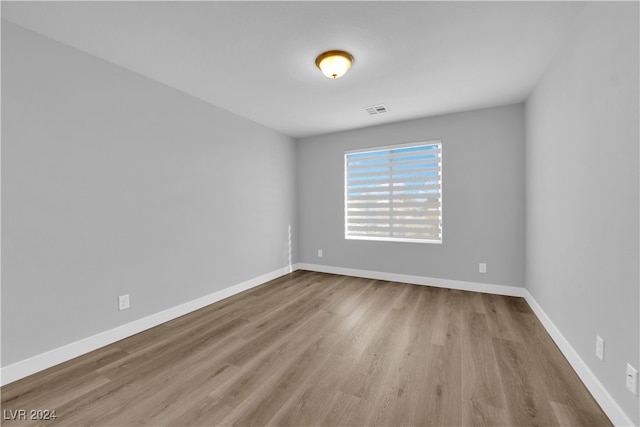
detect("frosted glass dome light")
[315,50,354,79]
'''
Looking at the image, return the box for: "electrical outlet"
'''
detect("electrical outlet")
[595,335,604,361]
[118,294,130,311]
[479,263,487,273]
[627,364,638,395]
[318,249,323,258]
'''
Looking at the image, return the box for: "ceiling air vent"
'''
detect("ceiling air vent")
[363,104,389,115]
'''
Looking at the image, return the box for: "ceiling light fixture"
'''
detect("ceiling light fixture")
[315,50,354,79]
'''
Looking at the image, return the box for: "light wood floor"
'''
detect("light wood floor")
[1,271,611,426]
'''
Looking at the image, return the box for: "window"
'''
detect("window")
[344,140,442,243]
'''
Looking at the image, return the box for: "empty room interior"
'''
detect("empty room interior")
[1,1,639,426]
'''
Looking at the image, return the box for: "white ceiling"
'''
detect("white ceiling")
[2,1,585,138]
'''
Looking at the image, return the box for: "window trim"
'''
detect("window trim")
[344,139,443,244]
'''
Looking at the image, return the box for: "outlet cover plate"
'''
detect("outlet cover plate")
[118,294,130,311]
[595,335,604,361]
[627,364,638,395]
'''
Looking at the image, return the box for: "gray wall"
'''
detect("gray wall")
[525,2,639,424]
[297,104,525,288]
[1,21,297,366]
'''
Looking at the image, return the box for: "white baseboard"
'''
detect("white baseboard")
[523,292,635,427]
[0,264,300,386]
[297,263,527,297]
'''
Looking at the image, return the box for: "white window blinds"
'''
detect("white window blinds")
[345,140,442,243]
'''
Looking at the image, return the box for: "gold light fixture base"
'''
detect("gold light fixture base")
[315,50,354,79]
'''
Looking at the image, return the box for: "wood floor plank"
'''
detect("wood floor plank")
[317,390,363,426]
[460,311,509,426]
[422,291,463,426]
[212,310,335,408]
[430,288,458,346]
[0,271,612,426]
[269,352,356,426]
[550,400,614,426]
[223,278,341,367]
[330,280,405,361]
[383,290,440,426]
[163,397,235,427]
[493,337,558,426]
[481,293,525,343]
[363,284,426,426]
[458,288,487,314]
[155,364,239,426]
[225,332,337,426]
